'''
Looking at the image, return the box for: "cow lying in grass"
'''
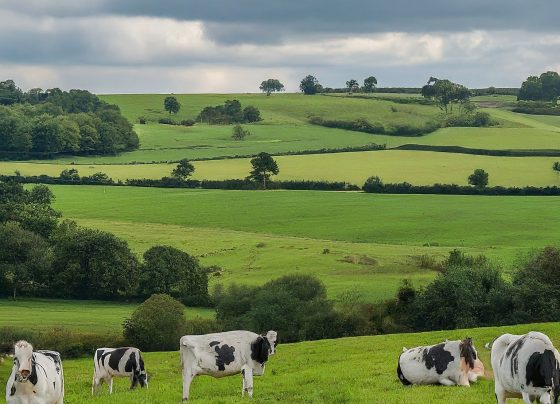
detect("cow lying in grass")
[92,347,148,394]
[180,330,277,401]
[491,331,560,404]
[397,337,482,386]
[5,341,64,404]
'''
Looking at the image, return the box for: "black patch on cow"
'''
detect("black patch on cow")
[10,384,15,396]
[53,381,55,389]
[125,351,136,373]
[460,337,476,369]
[250,336,271,365]
[214,344,235,371]
[397,359,411,386]
[506,336,526,377]
[209,341,220,347]
[422,343,454,375]
[108,348,128,371]
[526,350,560,391]
[28,362,38,385]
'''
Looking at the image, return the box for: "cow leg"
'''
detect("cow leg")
[244,368,254,398]
[92,376,102,395]
[130,374,138,390]
[182,368,194,401]
[521,391,533,404]
[438,378,456,386]
[108,377,114,394]
[540,391,552,404]
[242,370,246,397]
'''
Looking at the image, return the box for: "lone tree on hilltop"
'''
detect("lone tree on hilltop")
[259,79,285,96]
[172,158,195,181]
[346,79,360,94]
[247,152,279,188]
[363,76,378,93]
[421,77,470,113]
[468,169,489,188]
[164,96,181,114]
[299,75,322,95]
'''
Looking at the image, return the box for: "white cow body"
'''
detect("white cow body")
[180,330,277,401]
[491,332,560,404]
[92,347,147,394]
[397,338,480,387]
[5,342,64,404]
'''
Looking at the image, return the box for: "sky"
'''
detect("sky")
[0,0,559,94]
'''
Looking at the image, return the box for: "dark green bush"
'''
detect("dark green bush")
[123,294,187,351]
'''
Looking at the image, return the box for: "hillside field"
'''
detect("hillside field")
[2,322,558,403]
[45,185,560,302]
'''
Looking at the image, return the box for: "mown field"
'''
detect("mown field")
[0,299,214,332]
[2,322,558,403]
[6,150,560,187]
[44,185,560,302]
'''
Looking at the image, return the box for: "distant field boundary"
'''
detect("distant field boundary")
[394,144,560,157]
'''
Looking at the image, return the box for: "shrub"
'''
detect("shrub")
[138,117,146,124]
[243,106,261,123]
[123,294,187,351]
[180,119,195,126]
[158,117,177,125]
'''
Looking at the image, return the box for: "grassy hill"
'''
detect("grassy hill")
[45,185,560,301]
[2,321,558,403]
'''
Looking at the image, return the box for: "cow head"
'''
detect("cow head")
[459,337,477,370]
[13,340,34,383]
[265,330,278,356]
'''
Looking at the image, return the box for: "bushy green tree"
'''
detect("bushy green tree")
[164,96,181,114]
[123,294,187,351]
[231,124,251,141]
[363,76,378,93]
[468,169,489,188]
[299,75,322,95]
[259,79,285,96]
[346,79,360,94]
[421,77,471,113]
[139,246,209,306]
[247,152,279,188]
[171,158,195,181]
[518,71,560,102]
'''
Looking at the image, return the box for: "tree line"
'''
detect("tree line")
[0,180,209,305]
[0,80,139,158]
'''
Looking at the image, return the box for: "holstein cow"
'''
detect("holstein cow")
[92,347,148,394]
[491,331,560,404]
[397,337,481,386]
[5,341,64,404]
[180,330,277,401]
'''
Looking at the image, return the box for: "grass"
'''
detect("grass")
[0,299,214,332]
[2,321,558,403]
[5,150,560,187]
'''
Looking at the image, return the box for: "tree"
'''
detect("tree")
[259,79,285,96]
[164,96,181,114]
[232,124,251,141]
[139,246,209,306]
[518,71,560,102]
[123,294,187,351]
[59,168,80,182]
[554,162,560,172]
[346,79,359,94]
[242,106,261,123]
[299,75,322,95]
[421,78,471,113]
[171,159,195,181]
[363,76,378,93]
[468,169,489,188]
[247,152,279,188]
[362,176,384,193]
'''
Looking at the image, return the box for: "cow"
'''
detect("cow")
[397,337,481,386]
[490,331,560,404]
[5,340,64,404]
[92,347,148,395]
[180,330,277,401]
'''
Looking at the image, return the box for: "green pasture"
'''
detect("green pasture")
[2,322,558,403]
[5,150,560,186]
[0,299,214,333]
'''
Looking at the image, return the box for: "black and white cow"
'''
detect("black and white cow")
[397,337,482,386]
[491,331,560,404]
[180,330,277,401]
[5,341,64,404]
[92,347,148,394]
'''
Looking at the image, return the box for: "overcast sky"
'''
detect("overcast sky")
[1,0,559,93]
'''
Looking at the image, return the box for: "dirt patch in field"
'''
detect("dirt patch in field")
[339,255,377,266]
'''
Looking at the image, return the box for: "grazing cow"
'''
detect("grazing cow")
[491,331,560,404]
[397,337,480,386]
[5,341,64,404]
[92,347,148,394]
[180,330,277,401]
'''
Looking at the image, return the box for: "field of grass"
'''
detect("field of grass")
[5,150,560,187]
[41,185,559,302]
[0,299,214,332]
[2,321,558,403]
